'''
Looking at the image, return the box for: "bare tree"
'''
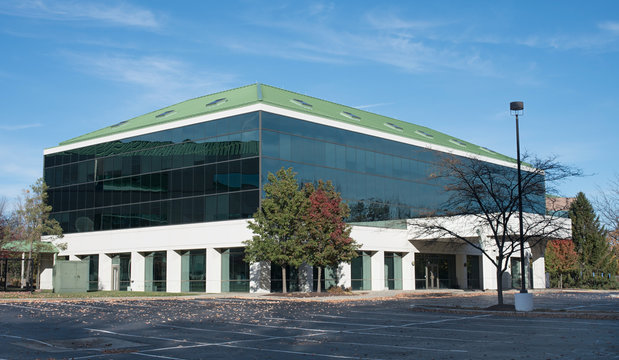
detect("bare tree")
[409,154,579,305]
[595,174,619,247]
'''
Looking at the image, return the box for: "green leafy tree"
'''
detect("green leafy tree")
[10,178,64,289]
[244,168,308,293]
[570,192,617,286]
[545,239,579,288]
[303,181,359,292]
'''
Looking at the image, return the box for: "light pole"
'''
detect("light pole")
[510,101,527,294]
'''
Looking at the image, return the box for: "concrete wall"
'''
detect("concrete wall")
[42,218,549,293]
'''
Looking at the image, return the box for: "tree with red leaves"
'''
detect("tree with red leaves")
[545,239,579,288]
[303,180,359,292]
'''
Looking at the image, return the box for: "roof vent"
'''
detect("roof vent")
[290,98,312,109]
[206,98,228,107]
[384,122,403,131]
[110,120,128,128]
[156,110,176,118]
[341,111,361,121]
[449,139,467,147]
[415,130,434,139]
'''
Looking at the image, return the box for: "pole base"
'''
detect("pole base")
[515,293,533,312]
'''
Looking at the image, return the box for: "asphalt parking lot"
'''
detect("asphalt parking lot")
[0,291,617,359]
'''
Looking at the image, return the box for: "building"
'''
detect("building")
[41,84,550,293]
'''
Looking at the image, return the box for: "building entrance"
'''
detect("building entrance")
[426,263,439,289]
[415,253,456,289]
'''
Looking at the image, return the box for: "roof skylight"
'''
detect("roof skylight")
[384,122,403,131]
[415,130,434,139]
[290,98,313,109]
[449,139,467,147]
[340,111,361,121]
[480,146,496,154]
[156,110,176,118]
[110,120,128,128]
[205,98,227,107]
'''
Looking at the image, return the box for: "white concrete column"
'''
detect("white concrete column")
[338,262,351,289]
[371,250,385,291]
[98,253,112,291]
[167,250,182,293]
[481,253,496,290]
[206,248,221,293]
[39,254,54,290]
[131,251,145,291]
[250,261,271,293]
[456,253,467,289]
[298,263,313,292]
[402,252,415,290]
[532,254,545,289]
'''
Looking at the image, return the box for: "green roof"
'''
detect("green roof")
[1,241,59,253]
[56,83,515,164]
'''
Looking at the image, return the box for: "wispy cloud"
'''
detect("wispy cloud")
[0,0,160,28]
[0,123,42,131]
[224,7,495,76]
[599,21,619,34]
[63,52,237,105]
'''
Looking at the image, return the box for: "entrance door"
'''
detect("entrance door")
[426,263,439,289]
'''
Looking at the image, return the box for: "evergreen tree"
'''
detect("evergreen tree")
[303,181,359,292]
[569,192,617,286]
[244,168,308,293]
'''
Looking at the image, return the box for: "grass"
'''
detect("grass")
[0,289,196,299]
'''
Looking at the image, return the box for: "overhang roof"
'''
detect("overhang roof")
[1,241,59,254]
[55,83,515,164]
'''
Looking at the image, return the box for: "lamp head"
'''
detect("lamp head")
[510,101,524,115]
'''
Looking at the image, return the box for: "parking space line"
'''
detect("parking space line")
[0,334,65,349]
[217,343,381,359]
[0,303,53,312]
[263,316,389,327]
[344,330,514,343]
[86,328,197,343]
[134,353,186,360]
[157,323,273,338]
[298,337,468,353]
[227,320,338,333]
[562,303,615,310]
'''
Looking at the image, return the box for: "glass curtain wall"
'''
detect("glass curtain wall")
[221,248,249,292]
[351,251,372,290]
[44,113,260,234]
[384,252,402,290]
[270,265,300,293]
[145,251,166,292]
[181,250,206,292]
[466,255,481,289]
[312,266,337,292]
[260,112,546,222]
[82,255,99,291]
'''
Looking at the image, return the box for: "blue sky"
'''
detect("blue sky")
[0,0,617,209]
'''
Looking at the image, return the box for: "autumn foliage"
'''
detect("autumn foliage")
[545,239,578,288]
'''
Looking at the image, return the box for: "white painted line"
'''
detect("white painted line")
[217,343,380,359]
[562,303,615,310]
[227,320,337,333]
[263,316,385,327]
[401,314,491,327]
[86,328,194,343]
[157,323,273,338]
[313,314,348,319]
[0,303,53,312]
[302,338,468,353]
[134,353,186,360]
[56,302,107,310]
[349,310,457,319]
[344,330,514,344]
[0,334,64,349]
